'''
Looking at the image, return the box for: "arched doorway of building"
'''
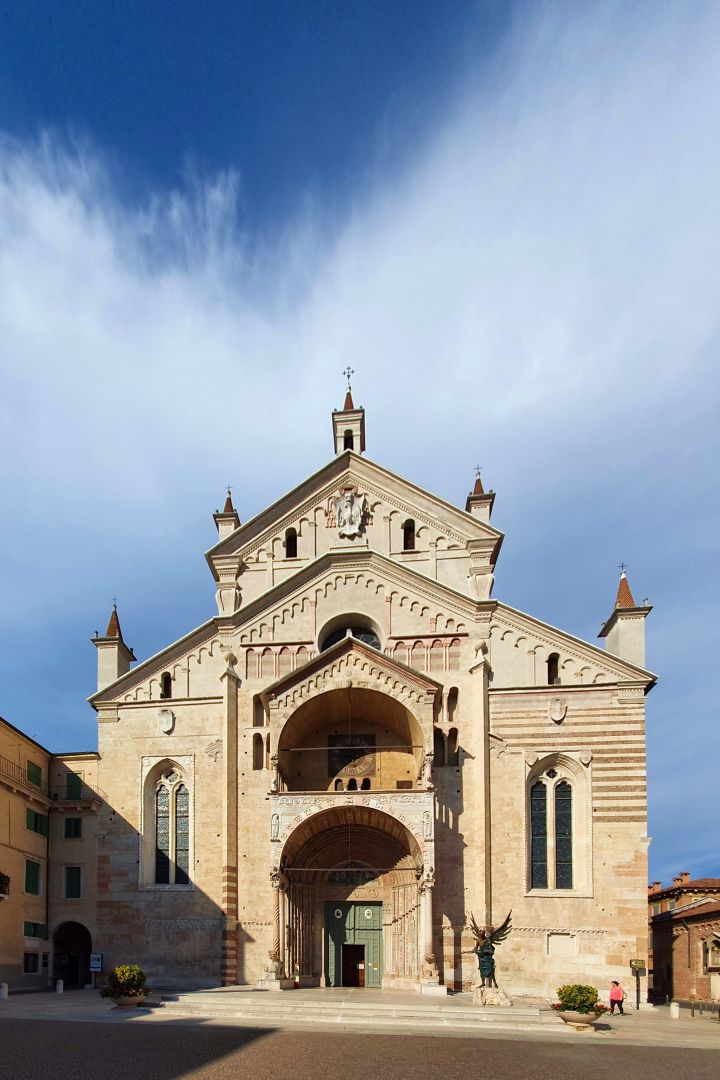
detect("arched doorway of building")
[53,921,92,988]
[281,805,424,990]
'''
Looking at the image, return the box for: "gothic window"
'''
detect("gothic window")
[153,769,190,886]
[161,672,172,699]
[528,764,579,891]
[547,653,560,685]
[285,528,298,559]
[402,519,416,551]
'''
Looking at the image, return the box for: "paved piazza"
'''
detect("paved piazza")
[1,1018,719,1080]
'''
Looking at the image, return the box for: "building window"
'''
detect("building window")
[154,770,190,885]
[343,429,354,450]
[27,760,43,787]
[253,732,264,770]
[23,953,39,974]
[64,866,82,899]
[547,653,560,685]
[528,756,587,889]
[402,519,416,551]
[23,921,47,938]
[65,772,83,799]
[161,672,173,699]
[64,817,82,839]
[26,809,48,836]
[285,527,298,559]
[24,860,41,895]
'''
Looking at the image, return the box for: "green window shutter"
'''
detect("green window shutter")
[26,808,34,831]
[26,810,49,835]
[64,817,82,839]
[65,773,83,798]
[64,866,81,898]
[24,860,41,895]
[27,761,42,786]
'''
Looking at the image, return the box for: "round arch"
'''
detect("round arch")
[53,920,92,988]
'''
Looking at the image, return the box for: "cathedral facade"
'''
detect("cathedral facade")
[89,390,655,998]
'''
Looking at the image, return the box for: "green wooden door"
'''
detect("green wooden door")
[325,902,383,987]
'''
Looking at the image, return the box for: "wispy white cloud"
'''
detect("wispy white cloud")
[0,1,718,877]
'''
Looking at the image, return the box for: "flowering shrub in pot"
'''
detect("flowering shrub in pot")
[552,984,607,1026]
[101,964,148,1006]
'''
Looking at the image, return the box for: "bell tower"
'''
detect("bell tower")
[332,367,365,455]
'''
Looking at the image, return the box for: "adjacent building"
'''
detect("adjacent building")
[648,873,720,1001]
[0,718,100,989]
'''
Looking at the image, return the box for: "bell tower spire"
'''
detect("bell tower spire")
[332,367,366,455]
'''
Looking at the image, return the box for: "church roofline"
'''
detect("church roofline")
[494,600,658,688]
[260,633,444,704]
[87,617,218,707]
[205,449,503,572]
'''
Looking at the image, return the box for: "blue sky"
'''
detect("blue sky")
[0,1,718,886]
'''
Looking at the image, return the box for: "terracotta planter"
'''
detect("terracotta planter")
[558,1010,597,1029]
[111,994,148,1008]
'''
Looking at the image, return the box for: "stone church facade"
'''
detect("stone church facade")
[88,389,656,998]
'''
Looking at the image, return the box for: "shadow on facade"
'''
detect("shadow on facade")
[434,755,466,990]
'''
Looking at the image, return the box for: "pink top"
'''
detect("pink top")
[610,985,625,1000]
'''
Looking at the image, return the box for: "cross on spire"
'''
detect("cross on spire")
[342,365,354,389]
[618,562,628,575]
[111,596,118,610]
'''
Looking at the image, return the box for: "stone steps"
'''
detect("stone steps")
[158,990,558,1033]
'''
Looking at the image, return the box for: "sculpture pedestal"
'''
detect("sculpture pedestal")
[473,986,512,1007]
[420,980,448,997]
[255,977,295,991]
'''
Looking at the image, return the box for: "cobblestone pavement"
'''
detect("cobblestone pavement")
[1,1017,719,1080]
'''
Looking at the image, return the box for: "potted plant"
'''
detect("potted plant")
[100,964,149,1008]
[552,984,608,1028]
[0,872,9,900]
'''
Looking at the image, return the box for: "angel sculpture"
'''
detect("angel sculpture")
[467,910,512,988]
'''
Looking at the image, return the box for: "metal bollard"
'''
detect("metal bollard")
[690,998,695,1017]
[56,979,64,994]
[0,982,8,1000]
[670,1001,680,1019]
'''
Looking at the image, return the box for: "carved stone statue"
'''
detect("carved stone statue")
[332,490,367,539]
[467,910,512,988]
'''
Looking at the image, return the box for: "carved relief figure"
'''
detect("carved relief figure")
[332,489,367,539]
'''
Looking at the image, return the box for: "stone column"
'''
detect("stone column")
[419,868,446,996]
[256,868,293,990]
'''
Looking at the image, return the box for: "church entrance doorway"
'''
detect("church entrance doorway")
[325,901,382,987]
[342,944,366,987]
[53,921,92,988]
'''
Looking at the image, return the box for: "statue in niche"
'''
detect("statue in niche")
[332,489,367,539]
[466,910,512,988]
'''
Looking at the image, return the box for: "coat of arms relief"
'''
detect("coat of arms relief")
[326,487,370,539]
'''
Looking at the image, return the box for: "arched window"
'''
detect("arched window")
[447,687,458,725]
[347,778,358,791]
[253,696,265,726]
[161,672,172,699]
[253,733,264,770]
[343,429,354,450]
[402,519,416,551]
[446,728,459,767]
[285,528,298,559]
[547,653,560,685]
[320,622,381,652]
[154,769,190,886]
[360,778,371,790]
[433,727,446,767]
[334,779,344,791]
[528,764,579,891]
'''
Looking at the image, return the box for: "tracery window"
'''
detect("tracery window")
[154,769,190,885]
[529,765,578,891]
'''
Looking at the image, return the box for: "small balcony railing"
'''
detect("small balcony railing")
[50,781,107,804]
[0,754,50,798]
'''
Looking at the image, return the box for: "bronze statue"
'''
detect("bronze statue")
[467,910,512,988]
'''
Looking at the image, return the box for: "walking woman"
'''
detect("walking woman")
[609,980,626,1014]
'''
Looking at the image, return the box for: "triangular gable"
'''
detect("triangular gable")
[206,450,502,574]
